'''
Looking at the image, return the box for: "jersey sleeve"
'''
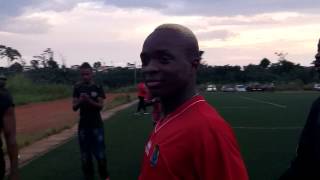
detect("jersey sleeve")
[194,122,248,180]
[73,85,80,98]
[4,94,14,109]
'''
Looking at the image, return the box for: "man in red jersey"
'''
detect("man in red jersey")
[139,24,248,180]
[136,82,148,114]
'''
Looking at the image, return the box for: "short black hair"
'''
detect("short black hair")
[80,62,92,69]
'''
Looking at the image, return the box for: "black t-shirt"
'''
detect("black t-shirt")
[0,89,14,148]
[73,82,106,128]
[279,97,320,179]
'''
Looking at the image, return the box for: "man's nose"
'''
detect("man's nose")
[142,59,159,74]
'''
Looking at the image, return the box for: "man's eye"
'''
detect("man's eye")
[159,55,173,64]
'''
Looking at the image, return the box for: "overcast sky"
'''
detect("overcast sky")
[1,0,320,67]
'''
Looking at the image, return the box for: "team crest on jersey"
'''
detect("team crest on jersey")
[91,91,98,97]
[150,144,160,168]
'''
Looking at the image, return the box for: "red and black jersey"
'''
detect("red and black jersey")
[137,82,147,98]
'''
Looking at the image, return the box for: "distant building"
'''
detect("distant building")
[70,65,80,70]
[23,66,35,71]
[96,66,115,72]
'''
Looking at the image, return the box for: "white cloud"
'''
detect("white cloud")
[0,1,319,68]
[0,16,51,34]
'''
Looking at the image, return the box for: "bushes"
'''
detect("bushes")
[273,80,306,91]
[6,74,72,105]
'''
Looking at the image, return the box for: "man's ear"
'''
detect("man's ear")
[199,50,204,57]
[191,50,204,68]
[191,59,200,68]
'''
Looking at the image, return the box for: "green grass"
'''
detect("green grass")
[16,125,72,148]
[107,85,136,93]
[104,93,136,110]
[7,74,71,105]
[19,106,152,179]
[205,92,319,179]
[19,91,320,180]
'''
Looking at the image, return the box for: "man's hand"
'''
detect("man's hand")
[80,93,90,103]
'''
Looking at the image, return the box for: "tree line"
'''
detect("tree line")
[0,45,319,89]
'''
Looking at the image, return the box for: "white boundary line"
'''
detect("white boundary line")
[240,96,287,109]
[233,126,302,130]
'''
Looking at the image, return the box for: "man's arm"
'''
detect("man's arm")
[82,86,105,110]
[72,85,81,111]
[3,107,19,180]
[84,96,104,110]
[73,97,81,111]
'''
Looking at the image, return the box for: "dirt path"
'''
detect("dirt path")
[15,93,128,135]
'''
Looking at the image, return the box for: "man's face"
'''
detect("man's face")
[140,30,194,98]
[80,68,93,83]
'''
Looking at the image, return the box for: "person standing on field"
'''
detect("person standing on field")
[136,82,148,114]
[72,63,110,180]
[0,75,19,180]
[138,24,248,180]
[279,39,320,180]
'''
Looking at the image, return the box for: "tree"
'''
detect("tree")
[30,60,40,69]
[259,58,271,69]
[47,59,59,69]
[9,62,23,73]
[93,61,102,70]
[0,45,22,66]
[33,48,59,69]
[33,55,47,68]
[280,60,295,72]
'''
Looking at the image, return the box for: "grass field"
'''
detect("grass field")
[19,91,320,180]
[7,74,71,105]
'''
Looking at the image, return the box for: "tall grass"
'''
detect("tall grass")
[107,85,136,93]
[6,74,72,105]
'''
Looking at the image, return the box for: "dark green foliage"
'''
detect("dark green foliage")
[197,59,318,84]
[1,44,319,89]
[6,74,72,105]
[0,45,21,62]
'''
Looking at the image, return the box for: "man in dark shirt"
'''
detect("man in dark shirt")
[72,63,110,180]
[279,39,320,179]
[0,75,19,180]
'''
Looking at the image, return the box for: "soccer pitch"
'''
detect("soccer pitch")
[19,91,320,180]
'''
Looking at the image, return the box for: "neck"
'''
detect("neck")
[161,84,197,116]
[82,80,93,85]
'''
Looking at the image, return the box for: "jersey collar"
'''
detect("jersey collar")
[154,95,205,134]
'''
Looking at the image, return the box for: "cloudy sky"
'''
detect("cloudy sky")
[1,0,320,67]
